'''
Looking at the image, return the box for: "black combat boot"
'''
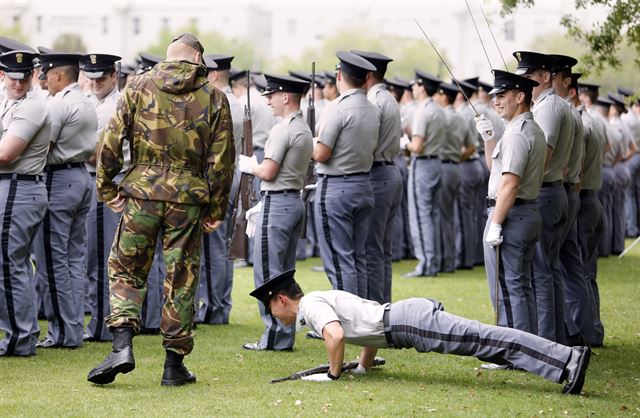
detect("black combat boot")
[161,350,196,386]
[87,328,135,384]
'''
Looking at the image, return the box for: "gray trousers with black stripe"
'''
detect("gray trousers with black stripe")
[407,158,442,276]
[484,205,539,334]
[33,167,93,347]
[439,163,461,273]
[314,175,374,297]
[388,298,571,383]
[0,179,48,355]
[455,159,483,269]
[253,192,303,350]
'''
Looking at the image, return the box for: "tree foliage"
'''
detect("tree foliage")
[501,0,640,74]
[0,24,28,44]
[52,33,87,53]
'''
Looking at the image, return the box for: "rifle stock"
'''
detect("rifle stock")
[228,71,255,260]
[270,357,386,384]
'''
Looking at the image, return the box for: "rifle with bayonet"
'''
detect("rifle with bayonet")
[228,70,256,260]
[270,357,386,383]
[299,62,317,239]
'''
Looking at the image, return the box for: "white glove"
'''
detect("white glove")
[349,364,367,375]
[238,154,258,175]
[475,114,495,142]
[304,182,318,191]
[485,222,503,247]
[301,373,333,382]
[244,201,263,238]
[399,134,411,150]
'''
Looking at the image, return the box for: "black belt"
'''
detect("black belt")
[415,155,438,160]
[541,180,562,188]
[46,162,86,171]
[318,172,368,178]
[89,172,97,178]
[464,157,479,162]
[0,173,44,182]
[260,189,299,196]
[580,189,597,197]
[252,146,264,152]
[486,197,537,208]
[372,161,395,167]
[382,305,394,348]
[440,159,457,164]
[563,182,577,193]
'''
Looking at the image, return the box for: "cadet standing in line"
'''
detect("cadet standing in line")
[515,51,576,344]
[570,74,605,347]
[88,34,234,386]
[238,74,313,351]
[80,53,122,342]
[195,54,243,325]
[0,50,50,357]
[454,79,484,270]
[548,55,593,346]
[322,71,339,102]
[352,50,402,304]
[435,82,465,273]
[476,70,546,347]
[33,53,97,349]
[401,70,446,277]
[313,51,378,297]
[249,270,591,395]
[619,88,640,237]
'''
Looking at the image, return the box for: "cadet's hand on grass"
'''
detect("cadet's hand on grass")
[301,373,333,382]
[485,222,503,247]
[107,194,126,213]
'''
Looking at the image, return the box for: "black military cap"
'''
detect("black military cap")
[287,70,324,88]
[351,50,393,75]
[577,82,599,95]
[489,69,539,95]
[203,55,219,71]
[478,79,493,93]
[547,54,578,74]
[0,36,34,53]
[335,50,376,80]
[413,69,442,90]
[437,81,459,96]
[261,73,309,96]
[385,77,409,92]
[608,93,627,111]
[38,53,81,79]
[206,54,234,70]
[138,52,162,72]
[457,79,477,98]
[80,53,121,79]
[37,46,56,54]
[513,50,551,75]
[570,73,582,89]
[249,269,297,308]
[323,70,336,84]
[596,96,614,107]
[618,87,635,97]
[228,68,247,83]
[0,50,38,79]
[119,63,136,77]
[252,74,268,93]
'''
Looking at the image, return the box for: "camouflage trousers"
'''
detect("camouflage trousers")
[105,197,203,355]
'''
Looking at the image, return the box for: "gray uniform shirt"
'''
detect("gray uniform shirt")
[488,111,547,201]
[296,290,388,348]
[578,106,605,190]
[317,88,379,175]
[532,88,575,182]
[46,82,98,165]
[411,98,446,157]
[610,116,633,158]
[564,98,585,185]
[457,102,480,159]
[367,83,401,162]
[262,110,313,191]
[0,93,51,175]
[621,110,640,146]
[587,107,613,166]
[440,105,465,162]
[90,87,125,173]
[223,85,244,164]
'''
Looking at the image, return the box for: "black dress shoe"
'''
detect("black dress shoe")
[242,342,293,352]
[562,346,591,395]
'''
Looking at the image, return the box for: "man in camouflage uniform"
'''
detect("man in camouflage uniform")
[87,33,234,386]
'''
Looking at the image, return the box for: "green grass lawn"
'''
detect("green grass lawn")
[1,240,639,417]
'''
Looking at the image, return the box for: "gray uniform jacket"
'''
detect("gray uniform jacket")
[564,98,585,185]
[578,106,605,190]
[411,98,445,157]
[367,83,401,162]
[440,105,465,162]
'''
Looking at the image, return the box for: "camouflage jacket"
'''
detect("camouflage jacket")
[96,61,235,221]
